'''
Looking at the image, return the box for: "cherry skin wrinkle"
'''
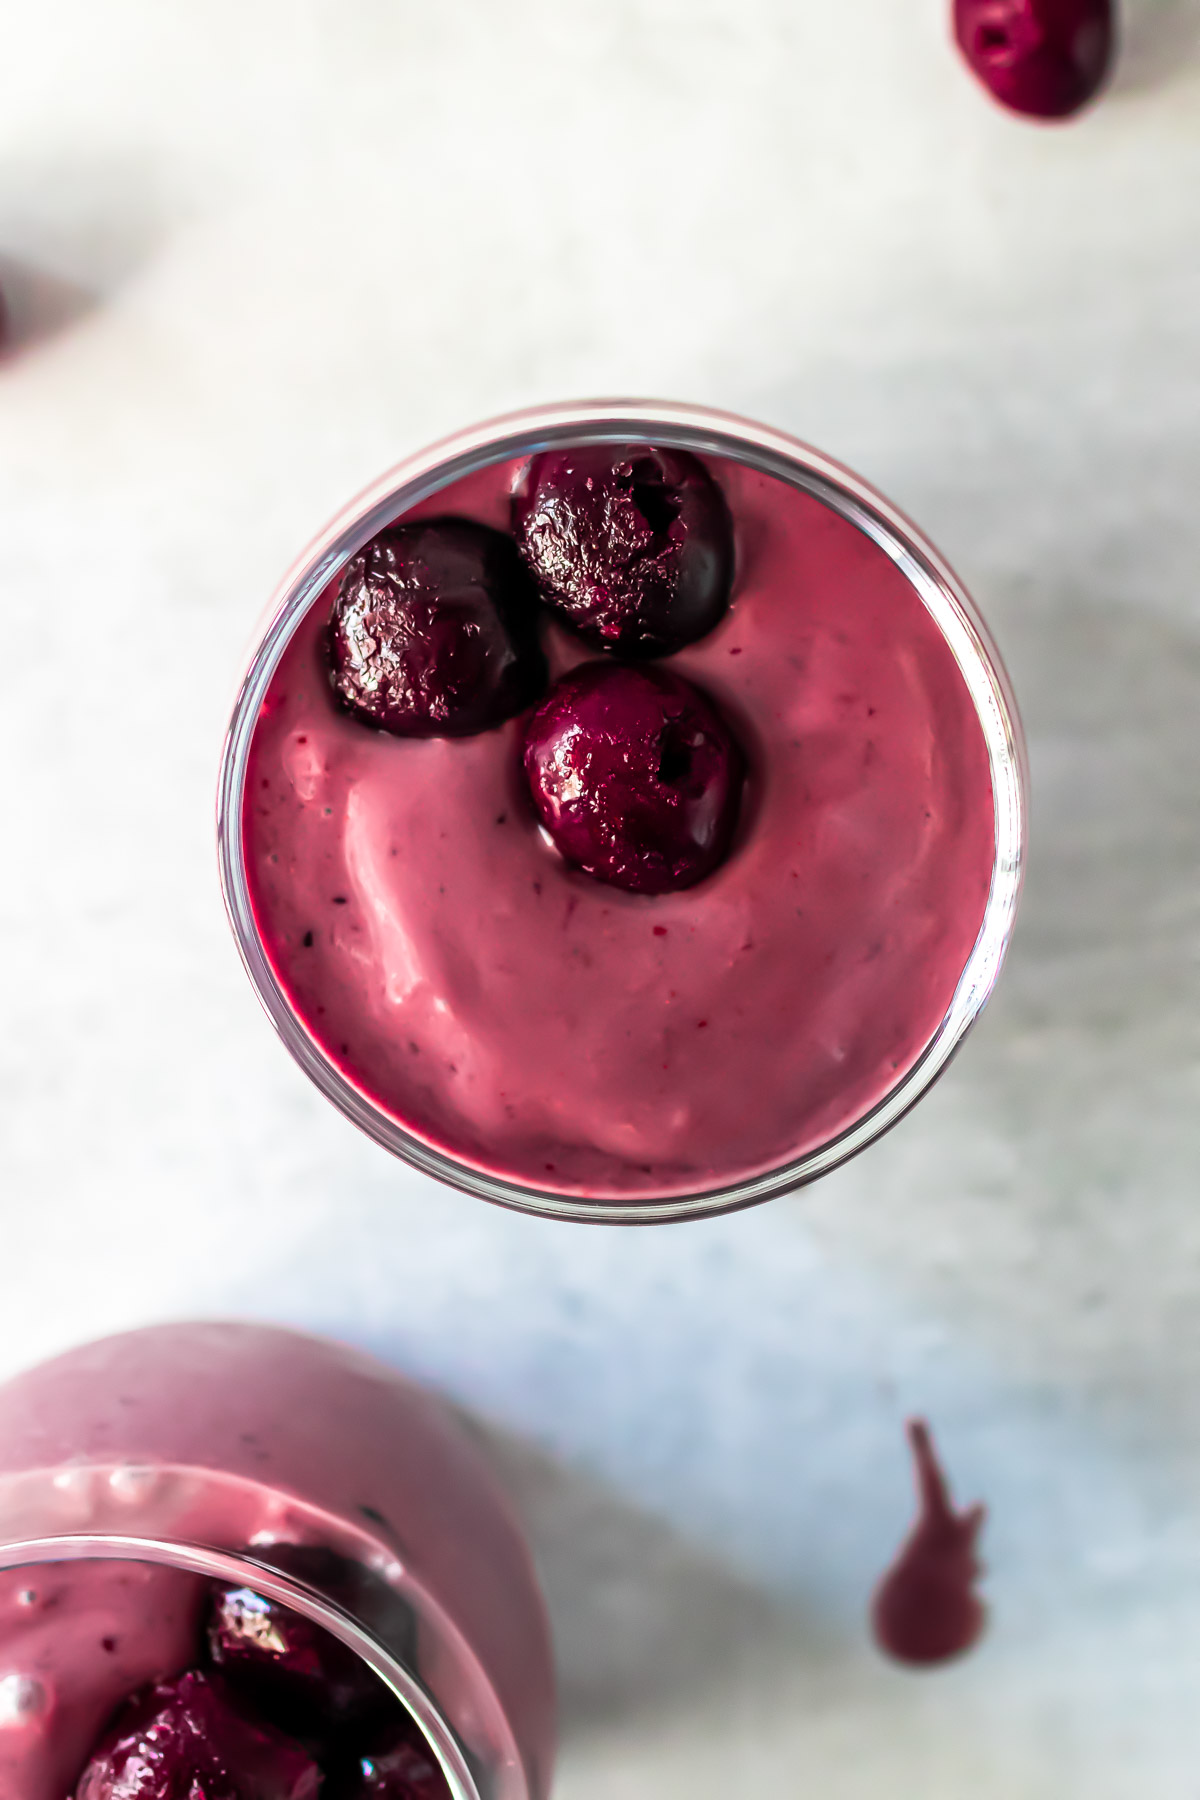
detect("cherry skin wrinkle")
[871,1419,987,1666]
[954,0,1114,119]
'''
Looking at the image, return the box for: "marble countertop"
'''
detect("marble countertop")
[1,1,1199,1793]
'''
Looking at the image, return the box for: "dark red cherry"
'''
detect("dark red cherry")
[329,519,546,737]
[208,1546,400,1741]
[328,1723,451,1800]
[523,661,744,895]
[512,445,734,658]
[871,1420,987,1666]
[74,1669,319,1800]
[954,0,1114,119]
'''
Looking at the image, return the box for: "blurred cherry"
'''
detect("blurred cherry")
[954,0,1114,119]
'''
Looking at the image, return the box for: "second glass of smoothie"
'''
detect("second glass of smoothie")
[0,1322,554,1800]
[219,401,1026,1222]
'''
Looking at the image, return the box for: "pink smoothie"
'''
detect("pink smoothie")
[243,454,996,1199]
[0,1324,554,1800]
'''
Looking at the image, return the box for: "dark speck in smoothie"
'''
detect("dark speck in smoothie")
[302,931,314,948]
[101,1636,117,1653]
[653,925,668,937]
[332,895,348,905]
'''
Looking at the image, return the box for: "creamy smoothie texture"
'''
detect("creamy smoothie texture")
[243,453,996,1199]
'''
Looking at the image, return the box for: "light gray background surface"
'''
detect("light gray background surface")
[1,2,1199,1793]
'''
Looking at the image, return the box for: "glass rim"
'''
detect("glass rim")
[217,397,1029,1225]
[0,1531,484,1800]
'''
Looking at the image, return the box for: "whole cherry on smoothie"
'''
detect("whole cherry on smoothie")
[523,661,744,895]
[329,519,546,737]
[512,444,734,657]
[953,0,1114,118]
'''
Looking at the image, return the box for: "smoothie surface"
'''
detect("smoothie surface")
[244,454,996,1198]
